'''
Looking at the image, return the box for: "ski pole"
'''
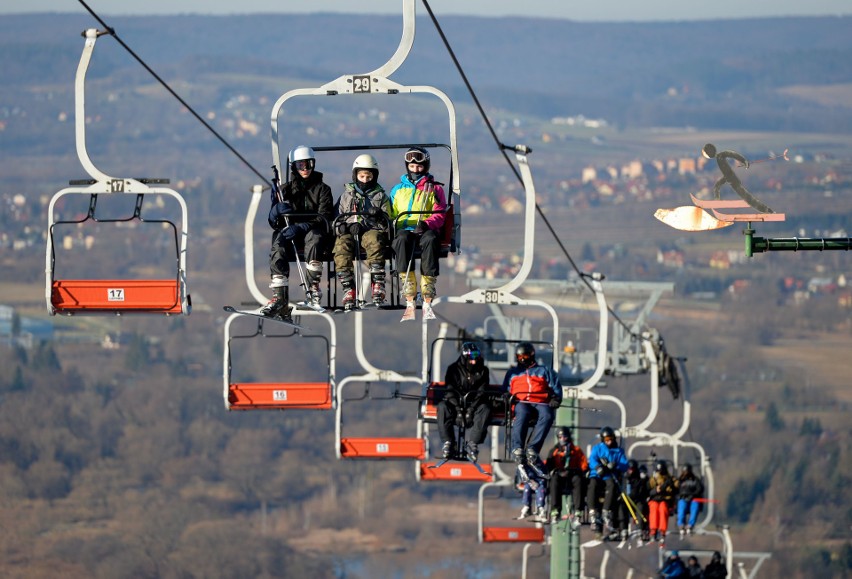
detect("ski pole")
[272,165,311,300]
[737,148,789,167]
[353,224,363,308]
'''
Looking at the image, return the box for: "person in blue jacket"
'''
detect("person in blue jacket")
[502,342,562,476]
[586,425,629,538]
[659,550,687,578]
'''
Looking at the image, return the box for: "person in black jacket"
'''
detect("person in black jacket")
[437,342,491,461]
[703,551,727,579]
[676,463,705,536]
[261,145,333,320]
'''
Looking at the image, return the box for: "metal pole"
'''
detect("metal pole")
[550,395,581,579]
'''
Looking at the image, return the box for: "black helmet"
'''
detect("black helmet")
[555,427,572,443]
[655,460,668,474]
[404,146,430,181]
[460,342,482,367]
[680,463,693,476]
[627,459,639,471]
[599,426,616,444]
[515,342,536,368]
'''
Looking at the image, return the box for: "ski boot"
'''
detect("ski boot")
[516,505,531,520]
[550,510,560,525]
[341,288,356,311]
[570,510,583,530]
[421,275,436,321]
[421,301,436,321]
[306,261,324,309]
[369,264,386,305]
[400,271,417,322]
[400,300,416,322]
[602,509,614,538]
[260,283,292,321]
[535,506,548,523]
[589,510,602,539]
[525,448,549,479]
[337,270,356,312]
[464,441,478,462]
[441,440,454,459]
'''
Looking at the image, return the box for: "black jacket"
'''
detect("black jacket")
[678,474,704,501]
[269,170,333,232]
[443,357,490,409]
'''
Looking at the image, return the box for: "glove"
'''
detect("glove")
[367,206,382,217]
[464,408,474,425]
[548,398,561,409]
[348,222,364,237]
[268,201,294,228]
[334,221,348,236]
[595,466,605,476]
[280,222,309,241]
[606,461,615,471]
[414,222,428,235]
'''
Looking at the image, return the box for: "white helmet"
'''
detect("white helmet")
[352,154,379,184]
[289,145,315,172]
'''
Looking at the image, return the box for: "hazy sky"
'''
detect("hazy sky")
[7,0,852,21]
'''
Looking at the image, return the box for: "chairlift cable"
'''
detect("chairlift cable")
[76,0,271,187]
[421,0,639,338]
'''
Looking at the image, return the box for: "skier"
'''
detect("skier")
[437,342,491,462]
[702,142,774,213]
[389,147,447,322]
[686,555,705,578]
[502,342,562,480]
[586,426,629,539]
[516,464,549,523]
[261,145,333,319]
[544,426,589,527]
[620,459,651,544]
[332,154,391,311]
[659,550,687,578]
[703,551,727,579]
[648,460,677,546]
[676,463,705,537]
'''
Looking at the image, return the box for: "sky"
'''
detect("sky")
[6,0,851,21]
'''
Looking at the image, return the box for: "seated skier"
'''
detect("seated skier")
[436,342,491,462]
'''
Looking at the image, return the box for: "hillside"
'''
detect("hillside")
[0,11,851,578]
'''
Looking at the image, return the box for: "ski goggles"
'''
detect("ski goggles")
[292,160,313,171]
[404,149,428,164]
[462,343,481,360]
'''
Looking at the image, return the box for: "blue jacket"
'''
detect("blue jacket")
[659,556,687,578]
[587,442,628,480]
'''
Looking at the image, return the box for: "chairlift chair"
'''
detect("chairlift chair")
[46,29,190,316]
[223,312,335,411]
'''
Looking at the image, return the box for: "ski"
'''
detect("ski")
[223,306,307,330]
[516,464,539,490]
[295,300,326,313]
[689,192,750,210]
[689,193,786,223]
[654,205,734,231]
[467,458,488,475]
[526,460,550,480]
[427,458,450,469]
